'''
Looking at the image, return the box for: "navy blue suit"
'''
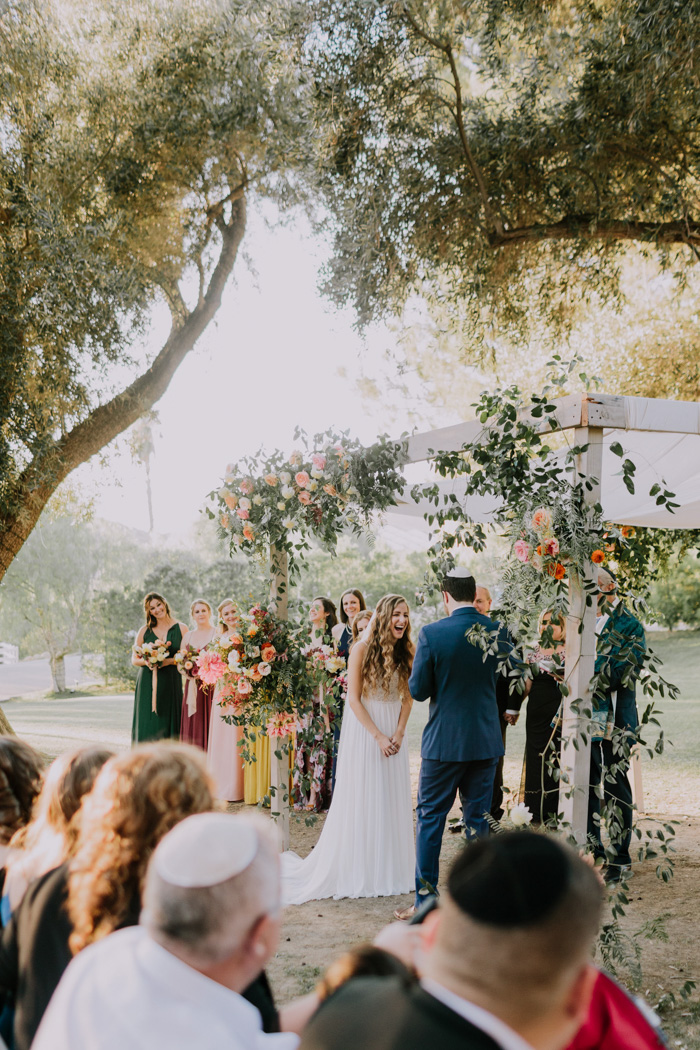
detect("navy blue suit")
[409,606,509,907]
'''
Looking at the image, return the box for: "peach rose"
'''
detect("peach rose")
[261,644,276,661]
[237,678,253,697]
[531,508,553,532]
[242,524,255,541]
[239,479,255,495]
[224,493,238,510]
[323,484,337,497]
[295,471,310,488]
[236,508,250,520]
[220,512,230,529]
[264,474,278,487]
[298,491,312,505]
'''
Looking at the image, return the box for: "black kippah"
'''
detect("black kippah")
[447,832,571,927]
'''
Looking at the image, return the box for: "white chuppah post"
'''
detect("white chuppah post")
[269,545,290,850]
[559,424,604,845]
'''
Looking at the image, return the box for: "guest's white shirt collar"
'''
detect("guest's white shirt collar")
[421,978,534,1050]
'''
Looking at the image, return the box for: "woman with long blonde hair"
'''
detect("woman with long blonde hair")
[281,594,416,905]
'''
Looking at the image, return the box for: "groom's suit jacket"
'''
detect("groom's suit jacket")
[595,603,646,732]
[408,607,508,763]
[299,977,502,1050]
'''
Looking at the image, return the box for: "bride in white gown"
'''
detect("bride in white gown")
[281,594,416,905]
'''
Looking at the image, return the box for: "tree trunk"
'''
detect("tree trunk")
[50,653,67,693]
[0,198,247,583]
[0,708,15,736]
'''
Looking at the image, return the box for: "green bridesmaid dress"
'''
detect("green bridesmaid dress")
[131,623,183,743]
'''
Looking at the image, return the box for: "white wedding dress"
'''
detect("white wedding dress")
[281,671,415,905]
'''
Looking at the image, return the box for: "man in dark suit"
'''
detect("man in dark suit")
[299,833,602,1050]
[588,568,647,884]
[396,570,508,920]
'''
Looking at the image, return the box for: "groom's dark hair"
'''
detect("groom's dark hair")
[440,574,476,603]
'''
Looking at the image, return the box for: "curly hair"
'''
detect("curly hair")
[67,743,214,955]
[361,595,414,699]
[0,738,43,845]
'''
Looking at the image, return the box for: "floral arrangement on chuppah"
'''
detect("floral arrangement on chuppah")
[206,429,406,583]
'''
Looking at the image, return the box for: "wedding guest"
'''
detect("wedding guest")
[351,609,373,647]
[299,832,603,1050]
[208,599,245,803]
[3,747,113,916]
[521,611,566,824]
[33,812,297,1050]
[180,599,217,751]
[0,739,43,907]
[0,744,216,1050]
[472,586,523,822]
[588,569,646,884]
[293,598,337,813]
[132,593,188,743]
[331,590,366,659]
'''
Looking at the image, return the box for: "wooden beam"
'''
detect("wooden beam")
[559,426,604,845]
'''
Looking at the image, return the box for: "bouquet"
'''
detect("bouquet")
[133,639,171,714]
[134,639,170,669]
[174,644,201,680]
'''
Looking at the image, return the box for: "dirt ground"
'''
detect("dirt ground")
[265,807,700,1049]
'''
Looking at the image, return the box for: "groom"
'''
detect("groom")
[396,569,510,920]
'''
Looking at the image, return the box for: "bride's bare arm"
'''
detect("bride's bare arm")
[391,692,413,751]
[347,642,394,756]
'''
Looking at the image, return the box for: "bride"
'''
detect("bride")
[281,594,415,905]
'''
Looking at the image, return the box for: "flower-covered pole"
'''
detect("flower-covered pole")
[269,545,290,850]
[559,426,604,843]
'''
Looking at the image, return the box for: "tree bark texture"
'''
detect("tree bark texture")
[0,199,246,582]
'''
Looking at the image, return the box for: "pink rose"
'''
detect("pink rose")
[311,454,326,471]
[240,479,255,495]
[545,537,560,556]
[237,678,253,697]
[295,471,310,488]
[513,539,530,563]
[237,508,250,520]
[298,491,311,505]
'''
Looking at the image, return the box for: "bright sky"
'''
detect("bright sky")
[78,207,434,547]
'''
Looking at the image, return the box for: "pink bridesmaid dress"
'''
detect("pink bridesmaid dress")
[206,633,245,802]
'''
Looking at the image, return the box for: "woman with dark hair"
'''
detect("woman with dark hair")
[283,594,415,903]
[0,740,43,917]
[131,592,188,743]
[331,589,366,660]
[293,597,338,813]
[521,610,566,825]
[3,747,113,916]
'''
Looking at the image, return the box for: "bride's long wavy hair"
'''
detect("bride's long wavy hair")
[362,594,414,699]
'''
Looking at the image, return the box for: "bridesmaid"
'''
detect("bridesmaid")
[521,610,566,825]
[179,599,216,751]
[351,608,373,646]
[207,598,245,802]
[293,597,337,812]
[331,589,366,659]
[131,593,188,743]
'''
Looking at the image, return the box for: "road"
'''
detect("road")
[1,694,133,759]
[0,654,95,701]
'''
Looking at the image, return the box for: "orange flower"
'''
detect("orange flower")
[621,525,636,538]
[591,550,605,564]
[554,563,566,580]
[323,484,337,497]
[536,545,543,556]
[242,524,255,541]
[220,512,230,529]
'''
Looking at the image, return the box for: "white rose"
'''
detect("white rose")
[281,486,295,500]
[239,496,252,511]
[277,501,286,511]
[283,517,295,529]
[279,471,292,484]
[258,661,271,676]
[508,803,533,827]
[310,469,323,480]
[249,646,260,658]
[228,650,240,669]
[346,486,358,496]
[218,486,230,499]
[252,494,263,505]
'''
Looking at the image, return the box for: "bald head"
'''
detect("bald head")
[474,586,492,615]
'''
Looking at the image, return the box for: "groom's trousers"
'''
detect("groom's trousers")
[414,757,498,909]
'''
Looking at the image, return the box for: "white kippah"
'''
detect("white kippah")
[153,813,259,888]
[445,566,471,578]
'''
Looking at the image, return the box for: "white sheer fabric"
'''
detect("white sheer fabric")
[281,673,415,905]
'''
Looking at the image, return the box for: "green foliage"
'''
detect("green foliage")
[0,0,314,572]
[648,553,700,630]
[308,0,700,356]
[207,429,407,584]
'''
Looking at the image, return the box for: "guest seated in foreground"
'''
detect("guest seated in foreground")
[299,832,603,1050]
[33,812,299,1050]
[0,739,43,913]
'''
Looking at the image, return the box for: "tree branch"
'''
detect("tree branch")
[0,196,247,580]
[487,214,700,249]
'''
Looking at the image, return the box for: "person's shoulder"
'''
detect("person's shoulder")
[331,623,344,639]
[135,624,148,644]
[302,977,412,1045]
